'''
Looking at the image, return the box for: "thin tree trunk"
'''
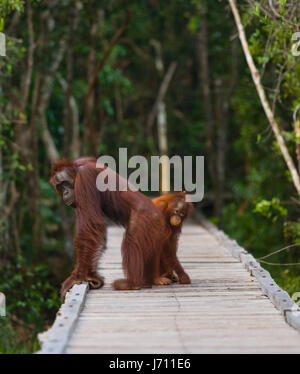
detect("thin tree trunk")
[83,7,97,154]
[94,83,104,146]
[157,101,169,193]
[40,113,59,163]
[61,1,81,159]
[214,37,238,227]
[214,78,226,227]
[15,0,35,164]
[115,85,123,123]
[16,1,40,252]
[229,0,300,196]
[149,40,177,194]
[61,41,77,256]
[0,82,4,255]
[295,119,300,173]
[83,11,130,155]
[20,0,34,114]
[196,1,216,194]
[37,36,67,162]
[63,19,74,157]
[146,61,177,136]
[58,75,80,159]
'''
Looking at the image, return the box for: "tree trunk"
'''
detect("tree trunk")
[195,1,216,197]
[83,10,130,155]
[149,40,177,194]
[214,79,226,227]
[157,102,170,193]
[295,119,300,173]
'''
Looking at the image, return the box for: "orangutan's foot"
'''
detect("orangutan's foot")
[113,278,141,290]
[154,276,172,286]
[60,273,104,299]
[166,271,179,283]
[87,273,105,289]
[178,272,191,284]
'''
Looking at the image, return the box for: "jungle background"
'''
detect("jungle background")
[1,0,300,353]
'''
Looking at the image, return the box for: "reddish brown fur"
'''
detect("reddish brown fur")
[152,192,193,284]
[50,157,167,297]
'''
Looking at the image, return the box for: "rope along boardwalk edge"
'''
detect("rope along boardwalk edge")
[195,211,300,332]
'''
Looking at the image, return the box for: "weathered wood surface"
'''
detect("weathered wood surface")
[42,220,300,354]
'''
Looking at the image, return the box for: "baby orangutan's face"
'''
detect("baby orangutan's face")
[169,199,188,227]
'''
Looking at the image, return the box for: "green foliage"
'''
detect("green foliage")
[0,254,61,318]
[1,258,60,328]
[223,202,283,252]
[253,198,287,222]
[0,319,39,354]
[284,219,300,243]
[276,269,300,297]
[247,0,300,111]
[0,0,24,29]
[222,0,300,306]
[0,254,61,353]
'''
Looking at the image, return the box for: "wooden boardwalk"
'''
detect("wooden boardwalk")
[39,218,300,354]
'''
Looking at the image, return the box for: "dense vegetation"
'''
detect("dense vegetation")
[1,0,300,353]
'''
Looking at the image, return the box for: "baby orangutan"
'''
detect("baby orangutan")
[152,191,193,285]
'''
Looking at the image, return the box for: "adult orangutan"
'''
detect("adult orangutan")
[50,157,169,298]
[152,191,193,285]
